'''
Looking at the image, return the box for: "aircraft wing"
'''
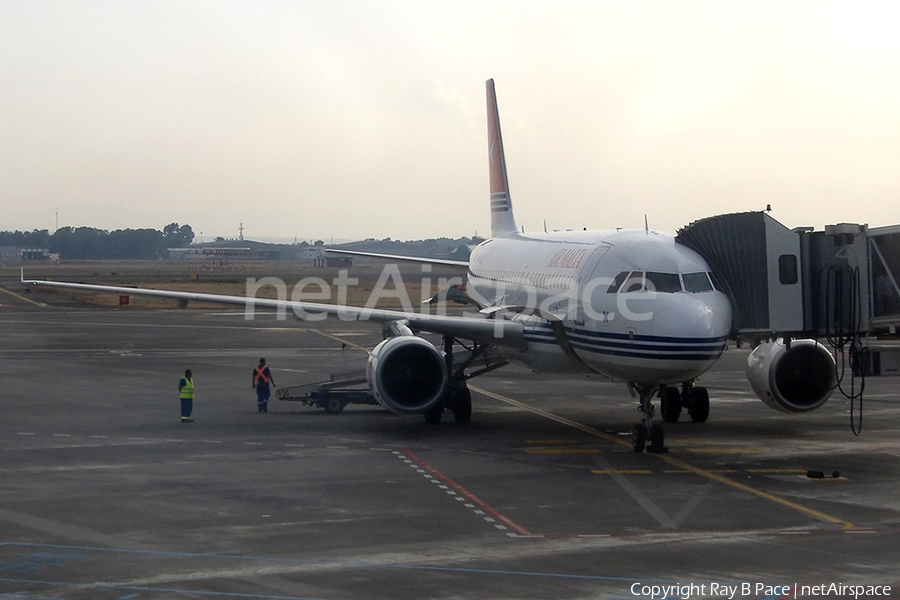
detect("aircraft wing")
[20,272,526,352]
[325,248,469,267]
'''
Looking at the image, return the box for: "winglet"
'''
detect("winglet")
[487,79,518,237]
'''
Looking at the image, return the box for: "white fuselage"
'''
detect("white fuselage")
[466,229,732,385]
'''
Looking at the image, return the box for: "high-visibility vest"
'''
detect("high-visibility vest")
[180,378,195,399]
[253,366,270,385]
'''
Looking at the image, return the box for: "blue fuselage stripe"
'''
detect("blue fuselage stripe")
[522,326,727,361]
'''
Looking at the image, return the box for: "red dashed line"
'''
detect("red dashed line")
[398,448,534,537]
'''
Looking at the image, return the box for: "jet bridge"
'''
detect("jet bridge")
[868,224,900,332]
[676,212,900,340]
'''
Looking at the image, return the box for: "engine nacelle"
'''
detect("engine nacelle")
[367,336,448,414]
[747,339,836,413]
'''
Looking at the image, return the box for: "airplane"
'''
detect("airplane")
[22,79,837,453]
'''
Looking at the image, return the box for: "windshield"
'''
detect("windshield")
[683,272,713,292]
[645,272,682,293]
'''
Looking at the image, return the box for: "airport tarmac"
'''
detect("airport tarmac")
[1,297,899,598]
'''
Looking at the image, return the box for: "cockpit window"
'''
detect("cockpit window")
[683,272,713,292]
[607,271,630,293]
[645,272,682,293]
[621,271,645,293]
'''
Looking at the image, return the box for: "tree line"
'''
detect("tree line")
[0,223,194,260]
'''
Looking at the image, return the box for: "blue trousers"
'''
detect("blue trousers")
[180,398,193,418]
[256,384,270,412]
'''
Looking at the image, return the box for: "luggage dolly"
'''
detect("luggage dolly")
[276,370,378,414]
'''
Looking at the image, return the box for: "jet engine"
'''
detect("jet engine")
[367,336,448,414]
[746,339,836,413]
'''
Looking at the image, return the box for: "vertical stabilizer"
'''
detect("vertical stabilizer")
[486,79,518,237]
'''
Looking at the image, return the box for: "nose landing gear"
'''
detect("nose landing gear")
[633,381,710,453]
[630,383,667,453]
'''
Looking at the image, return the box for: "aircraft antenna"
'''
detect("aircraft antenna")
[644,214,649,234]
[543,219,547,233]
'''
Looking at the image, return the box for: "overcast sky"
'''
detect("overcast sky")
[2,1,898,243]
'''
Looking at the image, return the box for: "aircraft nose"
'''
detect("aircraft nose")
[651,293,731,341]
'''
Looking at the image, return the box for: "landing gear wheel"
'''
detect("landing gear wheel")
[450,386,472,424]
[323,397,345,415]
[660,387,682,423]
[423,403,443,424]
[632,424,647,453]
[648,424,667,453]
[688,387,710,423]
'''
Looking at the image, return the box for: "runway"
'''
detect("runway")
[1,302,898,598]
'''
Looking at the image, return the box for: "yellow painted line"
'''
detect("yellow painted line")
[592,469,652,475]
[471,385,626,445]
[470,384,855,530]
[526,439,580,445]
[0,286,47,307]
[746,468,808,474]
[525,448,602,455]
[663,469,738,474]
[309,328,370,352]
[687,447,761,454]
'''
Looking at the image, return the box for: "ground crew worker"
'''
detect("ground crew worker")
[178,369,195,423]
[252,358,275,413]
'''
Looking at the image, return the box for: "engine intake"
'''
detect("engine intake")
[367,336,448,414]
[747,339,836,413]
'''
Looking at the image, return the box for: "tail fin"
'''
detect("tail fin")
[486,79,519,237]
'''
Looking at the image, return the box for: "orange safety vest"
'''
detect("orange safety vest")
[253,366,270,385]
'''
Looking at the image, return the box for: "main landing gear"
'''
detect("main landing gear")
[423,335,507,425]
[660,382,710,424]
[631,380,710,453]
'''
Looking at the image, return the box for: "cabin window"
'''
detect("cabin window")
[607,271,630,293]
[646,272,682,293]
[683,272,713,292]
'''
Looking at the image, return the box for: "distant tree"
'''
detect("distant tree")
[163,223,194,247]
[0,229,51,248]
[20,222,199,259]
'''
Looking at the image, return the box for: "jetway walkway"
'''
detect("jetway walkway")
[868,224,900,331]
[676,212,900,340]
